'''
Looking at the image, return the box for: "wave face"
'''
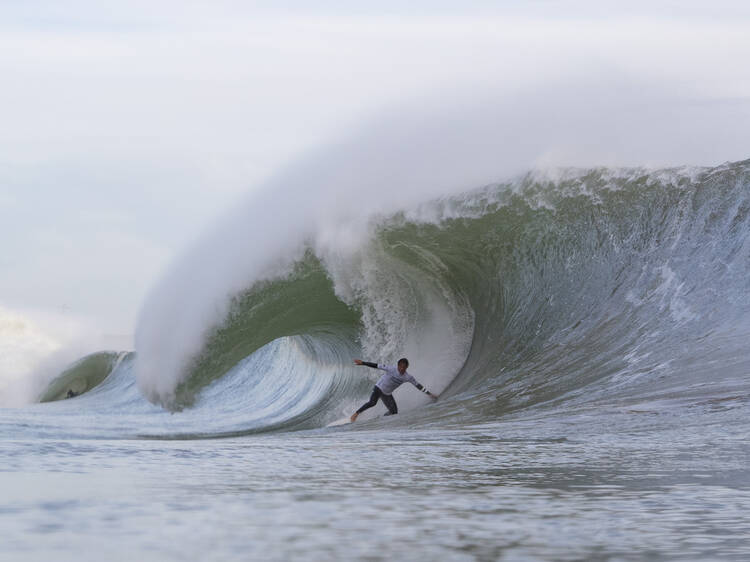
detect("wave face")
[125,158,750,437]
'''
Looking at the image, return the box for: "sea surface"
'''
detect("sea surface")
[2,160,750,560]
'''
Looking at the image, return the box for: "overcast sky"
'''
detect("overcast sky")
[1,1,749,376]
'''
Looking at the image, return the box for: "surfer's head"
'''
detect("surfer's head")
[397,358,409,373]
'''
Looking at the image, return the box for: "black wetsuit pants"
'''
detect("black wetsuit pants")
[356,386,398,415]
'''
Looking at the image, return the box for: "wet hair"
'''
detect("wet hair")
[397,358,409,367]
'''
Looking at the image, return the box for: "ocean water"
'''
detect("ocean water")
[2,160,750,560]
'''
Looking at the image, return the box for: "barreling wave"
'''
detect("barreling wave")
[38,351,131,403]
[124,158,750,438]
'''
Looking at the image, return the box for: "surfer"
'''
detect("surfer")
[350,358,438,422]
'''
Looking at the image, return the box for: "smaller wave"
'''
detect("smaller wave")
[7,338,367,440]
[38,351,131,403]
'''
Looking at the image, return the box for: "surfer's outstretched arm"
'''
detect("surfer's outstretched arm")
[353,359,381,369]
[408,377,439,400]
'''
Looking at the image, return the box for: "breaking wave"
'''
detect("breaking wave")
[42,158,741,438]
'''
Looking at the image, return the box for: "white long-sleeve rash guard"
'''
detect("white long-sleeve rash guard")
[361,362,430,395]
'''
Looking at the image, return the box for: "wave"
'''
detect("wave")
[38,351,131,402]
[111,158,749,437]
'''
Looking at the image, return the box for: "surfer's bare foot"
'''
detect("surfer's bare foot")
[350,413,358,422]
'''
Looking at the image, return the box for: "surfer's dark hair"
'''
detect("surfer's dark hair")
[398,358,409,367]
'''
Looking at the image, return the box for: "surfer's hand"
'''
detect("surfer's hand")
[429,392,439,401]
[353,359,363,366]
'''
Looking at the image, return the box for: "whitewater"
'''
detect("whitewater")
[2,157,750,560]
